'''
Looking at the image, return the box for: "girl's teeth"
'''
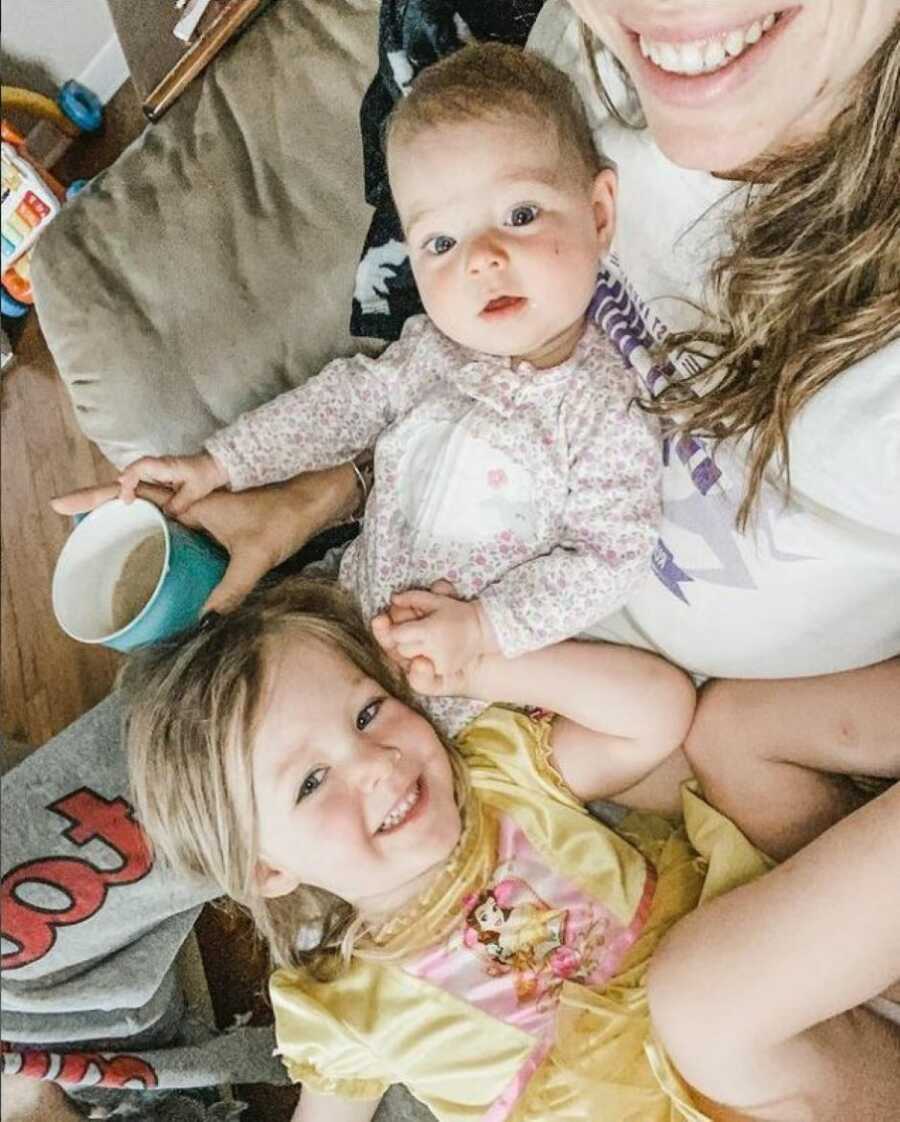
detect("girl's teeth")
[639,12,779,77]
[378,781,421,832]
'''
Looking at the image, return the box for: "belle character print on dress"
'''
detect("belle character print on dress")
[403,816,655,1037]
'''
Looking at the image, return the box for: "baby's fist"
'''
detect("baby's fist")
[118,451,227,517]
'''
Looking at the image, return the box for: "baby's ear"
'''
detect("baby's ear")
[590,167,617,252]
[254,860,301,899]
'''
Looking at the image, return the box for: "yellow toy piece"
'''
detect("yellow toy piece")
[0,87,80,137]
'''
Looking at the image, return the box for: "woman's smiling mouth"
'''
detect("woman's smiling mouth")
[622,8,800,107]
[637,12,780,76]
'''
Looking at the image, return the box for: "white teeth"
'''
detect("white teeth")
[704,39,726,69]
[377,780,421,833]
[680,42,705,75]
[639,12,779,77]
[724,29,745,57]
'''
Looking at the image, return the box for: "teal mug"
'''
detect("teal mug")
[52,498,228,652]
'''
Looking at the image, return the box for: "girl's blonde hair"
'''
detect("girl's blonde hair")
[386,41,604,188]
[582,19,900,528]
[122,576,464,977]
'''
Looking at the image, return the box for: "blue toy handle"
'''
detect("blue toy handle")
[66,178,90,201]
[1,287,31,318]
[58,81,103,133]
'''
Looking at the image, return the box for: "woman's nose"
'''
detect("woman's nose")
[466,233,507,275]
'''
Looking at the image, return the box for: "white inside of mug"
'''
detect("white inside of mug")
[52,499,170,642]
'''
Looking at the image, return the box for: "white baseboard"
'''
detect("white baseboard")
[77,34,130,105]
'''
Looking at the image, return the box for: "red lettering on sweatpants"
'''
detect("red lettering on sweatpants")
[4,1045,158,1088]
[1,789,152,970]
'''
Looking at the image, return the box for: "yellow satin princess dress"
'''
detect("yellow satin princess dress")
[271,706,772,1122]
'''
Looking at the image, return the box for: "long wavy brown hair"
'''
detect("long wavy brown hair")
[583,19,900,528]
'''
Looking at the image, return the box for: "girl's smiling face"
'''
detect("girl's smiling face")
[250,635,461,915]
[568,2,898,171]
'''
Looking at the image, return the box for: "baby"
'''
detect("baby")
[118,43,660,731]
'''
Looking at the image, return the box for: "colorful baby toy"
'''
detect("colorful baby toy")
[1,81,103,318]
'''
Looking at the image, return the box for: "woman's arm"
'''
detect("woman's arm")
[647,782,900,1120]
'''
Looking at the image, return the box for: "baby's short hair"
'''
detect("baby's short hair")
[386,42,603,187]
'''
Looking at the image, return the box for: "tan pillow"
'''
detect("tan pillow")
[33,0,382,468]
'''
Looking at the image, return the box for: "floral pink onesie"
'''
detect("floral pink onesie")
[206,315,660,731]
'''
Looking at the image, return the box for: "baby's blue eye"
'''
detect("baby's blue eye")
[296,767,327,803]
[425,235,456,256]
[507,205,539,227]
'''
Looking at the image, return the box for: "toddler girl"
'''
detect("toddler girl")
[123,575,753,1122]
[117,43,660,733]
[126,578,900,1122]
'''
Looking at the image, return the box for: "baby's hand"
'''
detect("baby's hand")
[372,585,489,698]
[383,581,496,678]
[371,599,423,675]
[117,451,228,517]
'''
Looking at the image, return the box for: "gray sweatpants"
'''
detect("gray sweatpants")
[0,693,286,1093]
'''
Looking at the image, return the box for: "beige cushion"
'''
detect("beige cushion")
[32,0,381,468]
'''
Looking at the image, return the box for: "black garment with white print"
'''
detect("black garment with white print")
[351,0,546,342]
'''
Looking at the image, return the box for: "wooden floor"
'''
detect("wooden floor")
[0,82,299,1122]
[1,80,150,750]
[1,314,121,746]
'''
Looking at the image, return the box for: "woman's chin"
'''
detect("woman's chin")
[645,110,784,176]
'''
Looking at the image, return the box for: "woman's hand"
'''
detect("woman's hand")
[51,463,360,613]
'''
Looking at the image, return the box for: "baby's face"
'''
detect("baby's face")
[390,115,616,367]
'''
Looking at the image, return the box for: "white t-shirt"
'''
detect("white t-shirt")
[529,2,900,678]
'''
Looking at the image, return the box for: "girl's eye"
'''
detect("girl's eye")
[507,204,539,228]
[425,234,456,256]
[296,767,327,803]
[356,699,382,731]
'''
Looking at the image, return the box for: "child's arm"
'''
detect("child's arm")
[465,640,695,803]
[473,371,661,661]
[117,315,437,509]
[377,368,661,675]
[291,1087,380,1122]
[204,315,435,492]
[375,593,695,803]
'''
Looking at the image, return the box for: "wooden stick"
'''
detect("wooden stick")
[142,0,268,122]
